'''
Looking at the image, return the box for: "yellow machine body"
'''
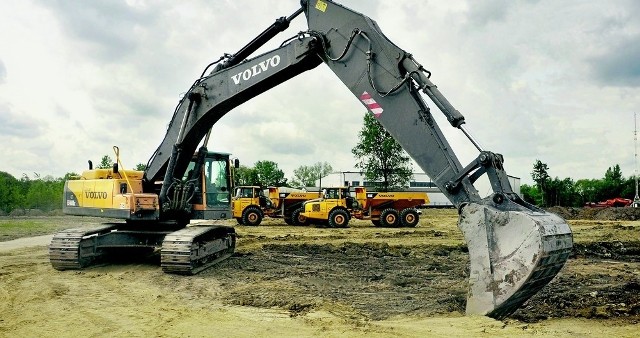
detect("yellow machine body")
[63,169,159,220]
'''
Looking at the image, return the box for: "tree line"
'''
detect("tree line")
[0,172,70,214]
[1,158,636,214]
[521,160,636,207]
[6,113,630,214]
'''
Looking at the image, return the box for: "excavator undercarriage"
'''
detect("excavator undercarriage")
[50,223,236,275]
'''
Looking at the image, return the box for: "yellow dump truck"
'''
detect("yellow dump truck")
[232,186,321,226]
[266,187,322,225]
[300,187,429,228]
[231,186,272,226]
[352,187,429,227]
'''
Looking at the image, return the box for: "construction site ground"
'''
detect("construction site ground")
[1,207,639,337]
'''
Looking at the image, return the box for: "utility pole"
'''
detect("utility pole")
[633,113,640,207]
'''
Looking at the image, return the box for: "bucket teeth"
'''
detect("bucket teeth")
[458,202,573,319]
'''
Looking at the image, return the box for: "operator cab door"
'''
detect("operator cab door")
[190,152,233,220]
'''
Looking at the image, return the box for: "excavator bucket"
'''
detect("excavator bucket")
[458,202,573,318]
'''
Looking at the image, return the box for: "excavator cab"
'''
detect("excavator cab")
[189,151,234,220]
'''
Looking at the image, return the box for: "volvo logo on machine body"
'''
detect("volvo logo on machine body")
[85,191,108,199]
[230,55,281,85]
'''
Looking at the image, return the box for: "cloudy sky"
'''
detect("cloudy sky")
[1,0,639,186]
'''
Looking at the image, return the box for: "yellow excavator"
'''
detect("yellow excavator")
[51,0,572,319]
[52,147,237,275]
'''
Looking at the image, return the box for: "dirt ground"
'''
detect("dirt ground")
[1,208,639,337]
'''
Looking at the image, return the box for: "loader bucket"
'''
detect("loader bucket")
[457,202,573,319]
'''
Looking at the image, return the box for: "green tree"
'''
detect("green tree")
[97,155,114,169]
[520,183,541,206]
[622,176,637,199]
[254,160,287,187]
[25,175,63,211]
[531,160,551,206]
[290,162,333,188]
[601,165,624,198]
[575,178,600,205]
[234,165,259,186]
[64,172,80,180]
[12,174,31,211]
[546,177,576,207]
[135,163,147,171]
[352,113,413,191]
[0,171,19,213]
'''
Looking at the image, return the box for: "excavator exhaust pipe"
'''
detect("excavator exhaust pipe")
[458,201,573,319]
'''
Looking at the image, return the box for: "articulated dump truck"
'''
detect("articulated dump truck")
[232,186,321,226]
[269,187,323,225]
[300,187,428,228]
[234,186,428,227]
[353,187,429,227]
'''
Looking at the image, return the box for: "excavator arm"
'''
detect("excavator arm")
[143,0,572,318]
[303,0,573,319]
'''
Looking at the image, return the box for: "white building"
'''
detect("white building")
[316,171,521,208]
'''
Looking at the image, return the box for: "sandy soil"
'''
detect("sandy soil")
[1,209,639,337]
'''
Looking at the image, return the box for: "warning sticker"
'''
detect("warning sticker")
[315,0,327,12]
[360,91,383,118]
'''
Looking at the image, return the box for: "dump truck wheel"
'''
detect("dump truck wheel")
[284,217,295,225]
[242,207,262,226]
[371,219,381,227]
[328,209,349,228]
[380,208,400,227]
[400,208,419,227]
[292,208,308,226]
[235,217,244,225]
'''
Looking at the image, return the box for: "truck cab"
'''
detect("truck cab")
[231,186,271,226]
[300,187,352,227]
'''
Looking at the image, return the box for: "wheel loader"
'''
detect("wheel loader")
[51,0,573,319]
